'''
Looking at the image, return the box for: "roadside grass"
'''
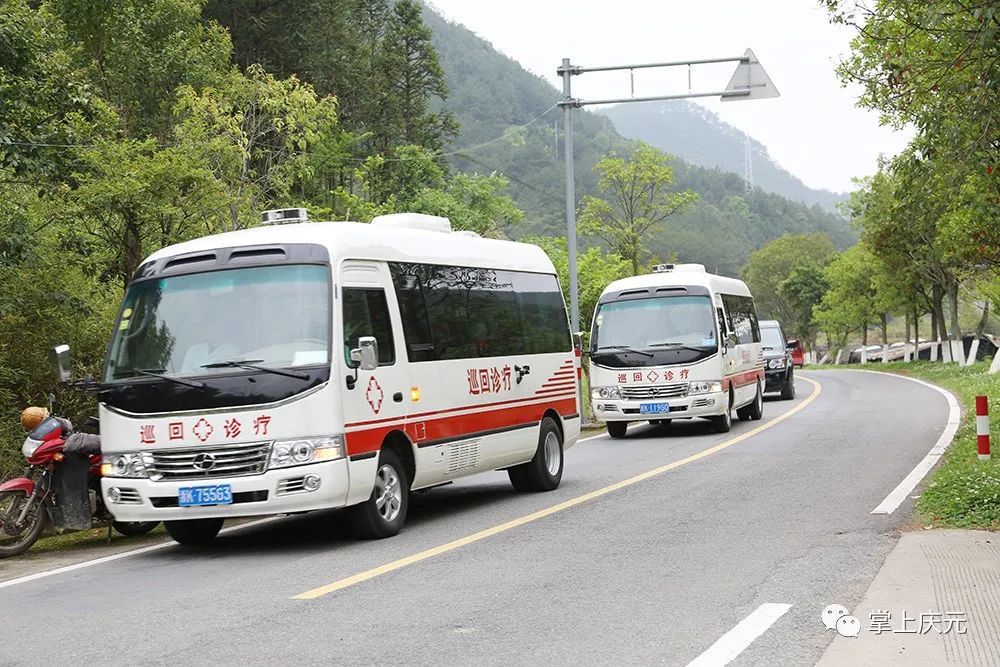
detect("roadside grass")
[808,360,1000,529]
[25,523,169,555]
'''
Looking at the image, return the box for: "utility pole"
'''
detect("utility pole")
[557,49,778,337]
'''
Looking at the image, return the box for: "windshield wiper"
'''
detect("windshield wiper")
[124,368,206,389]
[593,345,654,358]
[648,342,713,352]
[201,359,311,380]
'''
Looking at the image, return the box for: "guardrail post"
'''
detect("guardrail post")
[977,396,990,461]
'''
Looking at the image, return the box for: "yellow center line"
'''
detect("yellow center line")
[293,377,823,600]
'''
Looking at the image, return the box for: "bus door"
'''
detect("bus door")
[339,260,412,493]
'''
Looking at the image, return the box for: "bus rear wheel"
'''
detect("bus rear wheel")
[348,448,409,539]
[509,417,563,492]
[606,421,628,439]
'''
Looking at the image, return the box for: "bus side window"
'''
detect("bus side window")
[342,287,395,366]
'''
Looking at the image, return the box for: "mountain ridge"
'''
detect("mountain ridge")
[422,6,854,276]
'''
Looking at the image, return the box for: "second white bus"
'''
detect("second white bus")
[589,264,764,437]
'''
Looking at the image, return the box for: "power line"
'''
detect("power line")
[1,102,562,165]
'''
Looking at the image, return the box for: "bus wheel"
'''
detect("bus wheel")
[748,382,764,420]
[508,417,563,492]
[165,518,223,546]
[606,421,628,439]
[348,449,409,539]
[710,393,733,433]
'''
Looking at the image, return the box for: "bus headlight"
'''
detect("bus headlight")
[689,381,723,395]
[591,386,622,400]
[768,358,787,369]
[102,453,149,478]
[269,435,345,469]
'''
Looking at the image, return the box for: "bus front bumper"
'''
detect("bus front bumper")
[591,391,727,422]
[100,459,352,522]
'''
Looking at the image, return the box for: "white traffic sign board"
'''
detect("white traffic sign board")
[722,49,780,101]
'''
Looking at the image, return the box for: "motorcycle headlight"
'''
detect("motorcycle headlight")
[689,381,723,395]
[768,358,787,369]
[269,435,345,469]
[590,386,622,400]
[21,437,43,459]
[102,453,148,478]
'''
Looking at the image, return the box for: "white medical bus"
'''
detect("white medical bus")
[588,264,764,437]
[76,210,580,545]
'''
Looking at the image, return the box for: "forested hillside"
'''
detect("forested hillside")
[423,7,854,275]
[600,101,846,212]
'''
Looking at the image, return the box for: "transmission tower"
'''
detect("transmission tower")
[744,135,755,194]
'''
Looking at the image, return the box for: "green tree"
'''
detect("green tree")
[776,260,829,348]
[741,233,836,325]
[372,0,458,154]
[173,65,340,230]
[50,0,233,138]
[578,145,698,275]
[813,244,880,349]
[0,0,111,177]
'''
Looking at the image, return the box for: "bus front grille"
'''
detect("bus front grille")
[144,443,271,481]
[621,383,689,400]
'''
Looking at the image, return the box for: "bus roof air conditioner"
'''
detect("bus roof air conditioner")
[370,213,452,233]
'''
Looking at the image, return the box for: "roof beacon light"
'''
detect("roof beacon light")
[261,208,309,225]
[652,263,706,274]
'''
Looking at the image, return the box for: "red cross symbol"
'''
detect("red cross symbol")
[647,370,659,383]
[365,377,384,414]
[193,418,214,443]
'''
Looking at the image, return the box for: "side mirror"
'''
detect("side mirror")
[786,339,799,350]
[726,333,739,348]
[51,344,72,383]
[350,336,379,371]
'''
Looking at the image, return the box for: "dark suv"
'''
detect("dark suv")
[759,320,795,400]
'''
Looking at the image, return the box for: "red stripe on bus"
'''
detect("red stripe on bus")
[345,397,577,455]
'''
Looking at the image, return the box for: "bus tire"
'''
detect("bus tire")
[747,382,764,420]
[606,421,628,439]
[165,518,223,546]
[710,393,733,433]
[781,371,796,400]
[348,448,409,539]
[508,417,563,492]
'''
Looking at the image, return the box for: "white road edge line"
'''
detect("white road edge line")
[686,603,792,667]
[843,370,962,514]
[0,517,279,591]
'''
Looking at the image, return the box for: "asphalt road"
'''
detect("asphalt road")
[0,370,951,666]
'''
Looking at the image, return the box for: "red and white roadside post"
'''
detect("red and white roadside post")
[976,396,991,461]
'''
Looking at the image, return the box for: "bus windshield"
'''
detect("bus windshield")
[104,264,330,382]
[591,295,718,366]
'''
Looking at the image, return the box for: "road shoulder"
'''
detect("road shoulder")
[817,529,1000,666]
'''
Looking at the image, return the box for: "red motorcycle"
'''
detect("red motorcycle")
[0,407,159,557]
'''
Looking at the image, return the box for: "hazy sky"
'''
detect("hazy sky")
[427,0,913,193]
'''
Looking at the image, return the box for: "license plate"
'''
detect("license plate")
[178,485,233,507]
[639,403,671,414]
